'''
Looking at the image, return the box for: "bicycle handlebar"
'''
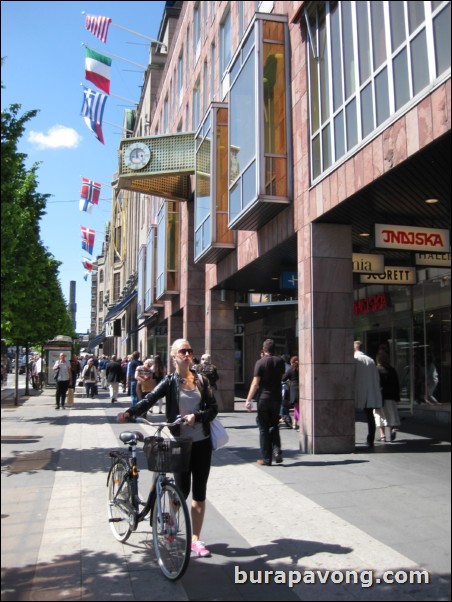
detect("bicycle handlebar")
[135,416,187,429]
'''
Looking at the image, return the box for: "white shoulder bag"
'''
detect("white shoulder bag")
[210,417,229,451]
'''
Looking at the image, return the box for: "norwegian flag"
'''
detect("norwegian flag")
[85,14,112,44]
[82,257,95,271]
[81,226,95,255]
[80,177,101,213]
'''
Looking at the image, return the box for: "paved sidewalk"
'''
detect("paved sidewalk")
[1,384,450,601]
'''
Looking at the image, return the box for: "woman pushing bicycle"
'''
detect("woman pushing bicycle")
[117,338,218,558]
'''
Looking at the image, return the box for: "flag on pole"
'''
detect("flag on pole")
[82,257,95,271]
[85,47,112,94]
[81,86,107,144]
[85,14,111,43]
[80,177,101,212]
[81,226,96,255]
[83,271,91,281]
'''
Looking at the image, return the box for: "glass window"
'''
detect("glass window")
[361,82,374,138]
[393,48,410,110]
[408,1,425,33]
[192,78,201,131]
[346,98,357,150]
[375,67,389,125]
[330,6,343,110]
[342,1,356,99]
[357,1,371,84]
[178,53,183,107]
[156,202,179,299]
[220,9,231,77]
[389,1,405,51]
[334,111,345,159]
[371,1,386,69]
[433,3,451,76]
[194,3,201,64]
[411,29,429,96]
[230,51,256,185]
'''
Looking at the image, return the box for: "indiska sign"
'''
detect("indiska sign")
[354,293,388,315]
[375,224,449,252]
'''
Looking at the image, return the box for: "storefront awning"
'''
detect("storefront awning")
[87,331,106,350]
[103,290,137,323]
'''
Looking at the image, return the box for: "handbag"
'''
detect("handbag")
[210,417,229,451]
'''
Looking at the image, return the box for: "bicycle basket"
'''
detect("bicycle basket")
[144,437,192,473]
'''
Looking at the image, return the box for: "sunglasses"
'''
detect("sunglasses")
[177,348,193,356]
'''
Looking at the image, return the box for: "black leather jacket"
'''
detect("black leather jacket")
[126,368,218,437]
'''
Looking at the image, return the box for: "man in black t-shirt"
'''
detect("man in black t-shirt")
[245,339,285,465]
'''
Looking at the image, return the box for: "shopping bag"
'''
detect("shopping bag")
[210,417,229,451]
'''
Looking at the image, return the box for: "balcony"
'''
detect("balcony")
[117,133,195,202]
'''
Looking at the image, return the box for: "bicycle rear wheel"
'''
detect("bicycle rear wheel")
[107,459,134,542]
[152,482,191,580]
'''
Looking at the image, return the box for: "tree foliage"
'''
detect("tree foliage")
[1,101,76,345]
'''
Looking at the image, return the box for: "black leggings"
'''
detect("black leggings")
[174,437,212,502]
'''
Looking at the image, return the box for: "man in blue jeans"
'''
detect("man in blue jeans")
[245,339,285,465]
[127,351,142,407]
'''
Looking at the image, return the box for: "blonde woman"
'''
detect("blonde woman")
[117,339,218,557]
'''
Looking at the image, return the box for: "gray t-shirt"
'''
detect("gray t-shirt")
[179,387,208,442]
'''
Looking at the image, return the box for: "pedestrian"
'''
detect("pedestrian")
[354,341,383,447]
[37,355,46,388]
[117,338,218,558]
[106,355,123,403]
[121,357,129,393]
[245,339,285,466]
[374,352,401,442]
[151,354,166,413]
[67,353,81,407]
[282,356,300,430]
[196,354,219,391]
[99,355,109,390]
[135,358,156,401]
[127,351,142,406]
[425,352,441,405]
[53,352,72,409]
[82,358,98,399]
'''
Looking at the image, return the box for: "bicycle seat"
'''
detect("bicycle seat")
[120,431,145,444]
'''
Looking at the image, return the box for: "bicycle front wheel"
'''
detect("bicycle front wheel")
[152,482,191,580]
[107,459,134,542]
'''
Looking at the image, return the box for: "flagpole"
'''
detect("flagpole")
[103,120,134,134]
[81,42,147,69]
[79,82,137,105]
[110,22,167,51]
[81,13,168,51]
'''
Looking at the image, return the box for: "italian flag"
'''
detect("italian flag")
[85,47,111,95]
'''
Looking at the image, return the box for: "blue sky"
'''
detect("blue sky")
[1,1,166,333]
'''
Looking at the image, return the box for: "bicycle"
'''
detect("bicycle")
[107,416,192,580]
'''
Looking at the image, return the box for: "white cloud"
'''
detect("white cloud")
[28,125,82,149]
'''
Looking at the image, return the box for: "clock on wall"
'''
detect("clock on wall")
[123,142,151,170]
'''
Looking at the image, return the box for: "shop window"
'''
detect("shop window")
[228,15,291,230]
[156,201,180,300]
[195,103,235,263]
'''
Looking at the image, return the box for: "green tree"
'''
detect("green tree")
[1,101,76,345]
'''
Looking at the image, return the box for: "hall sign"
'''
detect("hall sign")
[360,266,416,285]
[375,224,450,252]
[352,253,385,274]
[415,252,451,267]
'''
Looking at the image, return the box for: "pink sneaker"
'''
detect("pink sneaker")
[191,540,211,557]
